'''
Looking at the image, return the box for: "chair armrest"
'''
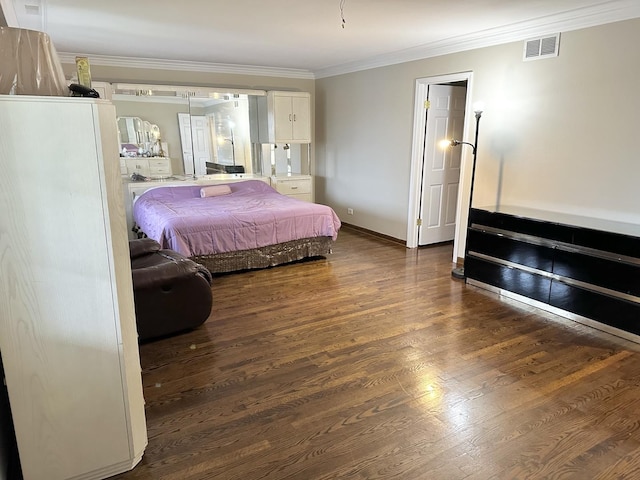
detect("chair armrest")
[132,256,200,290]
[195,263,213,284]
[129,238,161,259]
[152,249,213,285]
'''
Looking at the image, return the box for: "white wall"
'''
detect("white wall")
[315,18,640,261]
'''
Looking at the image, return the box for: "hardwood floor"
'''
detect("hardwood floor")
[113,227,640,480]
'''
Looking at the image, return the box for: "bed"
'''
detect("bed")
[132,179,341,273]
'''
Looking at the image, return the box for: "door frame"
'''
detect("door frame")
[406,72,474,262]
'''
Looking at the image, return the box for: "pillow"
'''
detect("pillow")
[200,184,232,198]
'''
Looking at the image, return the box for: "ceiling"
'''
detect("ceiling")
[3,0,640,78]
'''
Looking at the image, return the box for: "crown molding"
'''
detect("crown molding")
[314,0,640,78]
[56,52,316,80]
[55,0,640,81]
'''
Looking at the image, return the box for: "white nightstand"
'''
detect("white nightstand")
[271,174,312,202]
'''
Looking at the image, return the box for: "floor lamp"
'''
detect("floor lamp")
[442,106,483,280]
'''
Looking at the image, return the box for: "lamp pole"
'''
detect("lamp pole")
[230,128,236,166]
[451,108,482,280]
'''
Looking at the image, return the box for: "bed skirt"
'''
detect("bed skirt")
[191,237,334,273]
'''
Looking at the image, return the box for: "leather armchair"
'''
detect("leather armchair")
[129,238,213,342]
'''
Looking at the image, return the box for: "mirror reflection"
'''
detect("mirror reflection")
[182,94,254,176]
[117,116,142,144]
[112,86,268,179]
[114,94,190,176]
[117,116,164,157]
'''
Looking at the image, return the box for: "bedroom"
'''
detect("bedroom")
[1,1,640,479]
[47,15,640,253]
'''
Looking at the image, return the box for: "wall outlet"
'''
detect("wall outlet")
[347,208,354,215]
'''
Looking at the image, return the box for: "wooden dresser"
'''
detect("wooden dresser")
[465,206,640,339]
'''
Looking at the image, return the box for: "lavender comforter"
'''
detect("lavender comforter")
[133,180,341,257]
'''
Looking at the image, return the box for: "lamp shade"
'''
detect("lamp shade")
[0,27,67,96]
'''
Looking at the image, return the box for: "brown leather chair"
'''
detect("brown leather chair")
[129,238,213,342]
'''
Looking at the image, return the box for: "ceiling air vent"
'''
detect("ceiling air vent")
[523,33,560,61]
[24,4,41,15]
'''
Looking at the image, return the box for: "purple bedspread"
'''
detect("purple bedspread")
[133,180,341,257]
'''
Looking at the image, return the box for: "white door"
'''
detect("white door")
[273,95,293,142]
[190,115,212,176]
[291,96,311,142]
[418,85,467,246]
[178,113,194,175]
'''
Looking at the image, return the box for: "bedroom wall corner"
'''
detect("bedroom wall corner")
[314,17,640,258]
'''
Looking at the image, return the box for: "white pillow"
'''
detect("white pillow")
[200,184,232,198]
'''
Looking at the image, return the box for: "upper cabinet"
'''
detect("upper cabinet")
[259,91,311,144]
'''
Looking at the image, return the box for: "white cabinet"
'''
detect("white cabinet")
[259,91,311,144]
[125,157,172,178]
[0,95,147,480]
[271,174,313,202]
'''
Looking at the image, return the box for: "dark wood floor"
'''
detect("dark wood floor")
[113,227,640,480]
